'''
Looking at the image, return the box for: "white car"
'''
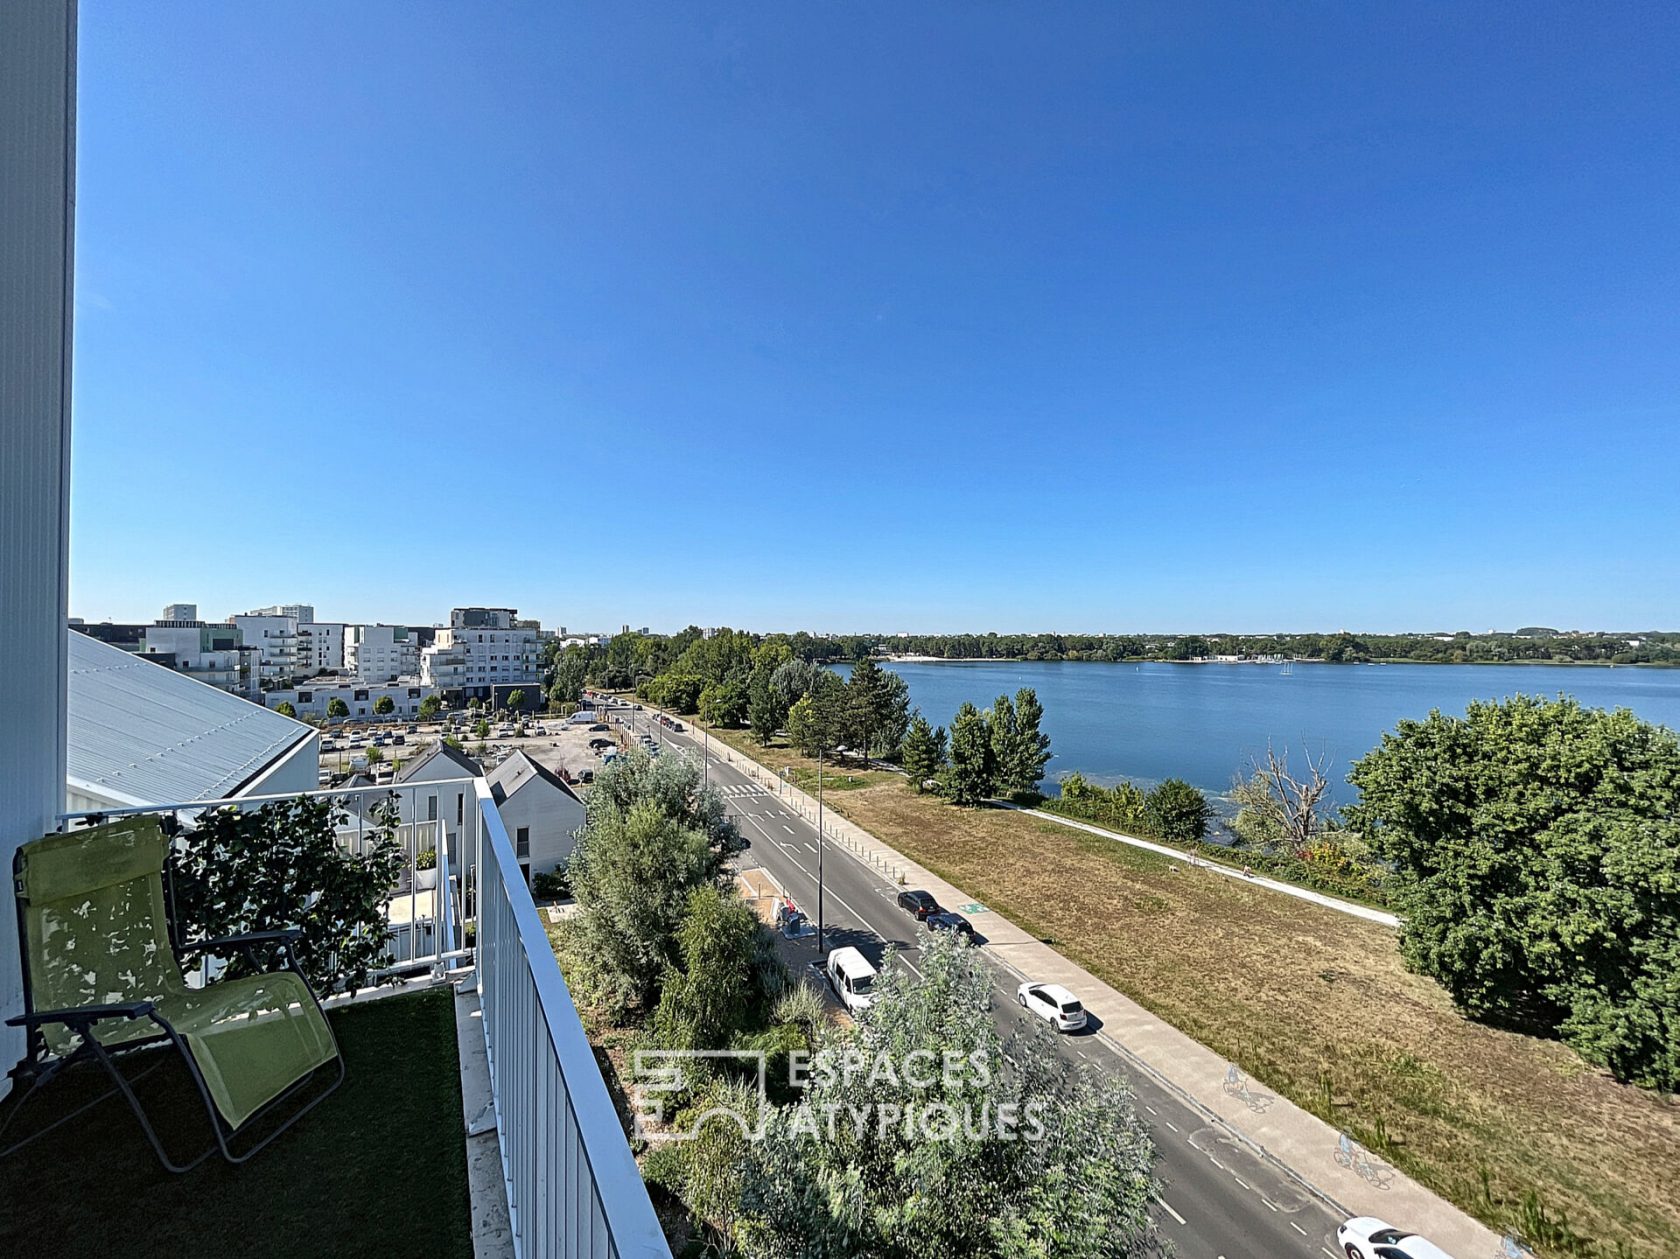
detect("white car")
[1016,982,1087,1032]
[1337,1217,1455,1259]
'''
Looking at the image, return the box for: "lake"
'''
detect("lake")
[837,660,1680,810]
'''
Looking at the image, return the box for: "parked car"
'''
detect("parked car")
[579,769,594,783]
[405,725,418,734]
[670,721,685,732]
[589,723,608,732]
[1335,1218,1453,1259]
[1016,982,1087,1032]
[896,889,941,920]
[392,734,405,745]
[825,947,877,1014]
[321,739,339,751]
[926,911,973,937]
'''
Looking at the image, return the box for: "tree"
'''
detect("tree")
[699,675,749,728]
[1003,687,1052,793]
[366,745,385,765]
[1230,744,1333,852]
[941,702,996,806]
[769,658,821,711]
[747,665,782,745]
[505,688,526,712]
[651,885,780,1052]
[900,711,946,793]
[846,657,888,762]
[876,669,912,759]
[274,701,297,718]
[418,694,442,721]
[171,795,405,996]
[785,696,821,758]
[1347,695,1680,1089]
[474,718,490,740]
[326,697,349,720]
[566,749,745,1012]
[548,650,590,709]
[736,929,1161,1257]
[374,695,395,716]
[1143,779,1209,843]
[988,693,1018,788]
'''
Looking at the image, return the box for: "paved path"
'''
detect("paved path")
[1013,805,1401,928]
[621,704,1506,1259]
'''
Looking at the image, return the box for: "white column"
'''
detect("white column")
[0,0,77,1089]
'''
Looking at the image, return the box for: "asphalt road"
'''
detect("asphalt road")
[612,706,1351,1259]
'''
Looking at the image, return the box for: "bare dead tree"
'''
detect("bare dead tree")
[1246,743,1335,851]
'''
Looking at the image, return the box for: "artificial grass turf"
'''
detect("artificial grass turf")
[0,986,471,1259]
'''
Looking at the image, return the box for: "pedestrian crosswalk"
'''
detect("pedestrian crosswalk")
[718,782,767,798]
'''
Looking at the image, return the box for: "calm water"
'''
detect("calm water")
[839,660,1680,809]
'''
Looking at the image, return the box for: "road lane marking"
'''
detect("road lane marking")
[1261,1198,1278,1212]
[1154,1196,1186,1226]
[1164,1120,1179,1132]
[1290,1221,1308,1236]
[1207,1155,1225,1170]
[782,824,794,834]
[1232,1175,1250,1190]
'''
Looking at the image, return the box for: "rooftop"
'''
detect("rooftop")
[67,630,311,806]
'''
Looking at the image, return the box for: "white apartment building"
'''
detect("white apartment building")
[345,623,418,683]
[231,612,301,685]
[161,602,197,621]
[433,607,543,700]
[298,620,348,675]
[141,621,262,701]
[249,602,315,623]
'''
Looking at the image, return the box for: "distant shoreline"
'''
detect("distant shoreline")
[874,655,1679,669]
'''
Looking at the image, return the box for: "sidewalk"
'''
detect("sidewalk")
[711,740,1505,1259]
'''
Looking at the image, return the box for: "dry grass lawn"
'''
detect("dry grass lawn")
[702,721,1679,1258]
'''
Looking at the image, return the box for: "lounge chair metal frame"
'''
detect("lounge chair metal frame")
[1,822,346,1172]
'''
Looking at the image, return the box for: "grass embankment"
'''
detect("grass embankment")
[700,725,1680,1259]
[700,723,898,794]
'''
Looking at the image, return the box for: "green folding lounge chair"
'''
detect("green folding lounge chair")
[1,815,344,1171]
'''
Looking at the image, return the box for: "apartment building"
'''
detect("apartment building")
[141,620,262,701]
[161,601,197,621]
[345,623,418,683]
[420,607,543,702]
[298,620,348,675]
[249,602,315,622]
[231,611,301,685]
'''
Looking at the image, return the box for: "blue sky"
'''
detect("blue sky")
[69,3,1679,633]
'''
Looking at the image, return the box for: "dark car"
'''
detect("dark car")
[589,723,609,732]
[926,911,973,937]
[588,738,612,750]
[897,889,941,920]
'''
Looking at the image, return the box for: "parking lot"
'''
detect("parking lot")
[316,711,623,789]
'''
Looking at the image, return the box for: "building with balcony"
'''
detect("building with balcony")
[161,601,197,621]
[298,619,349,674]
[345,622,418,683]
[231,612,302,686]
[1,15,667,1254]
[429,608,544,702]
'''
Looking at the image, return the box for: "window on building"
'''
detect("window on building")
[427,796,437,822]
[457,793,464,827]
[516,827,530,858]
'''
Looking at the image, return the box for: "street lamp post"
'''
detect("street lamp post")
[815,745,825,952]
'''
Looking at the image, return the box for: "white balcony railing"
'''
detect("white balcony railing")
[60,779,476,979]
[471,778,669,1259]
[57,776,670,1258]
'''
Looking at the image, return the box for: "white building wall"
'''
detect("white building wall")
[346,624,417,683]
[231,613,300,682]
[266,680,437,721]
[496,783,583,880]
[242,730,321,798]
[298,620,347,674]
[0,0,77,1089]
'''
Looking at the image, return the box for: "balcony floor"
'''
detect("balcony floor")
[0,987,472,1258]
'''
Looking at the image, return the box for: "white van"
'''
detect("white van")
[825,947,877,1014]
